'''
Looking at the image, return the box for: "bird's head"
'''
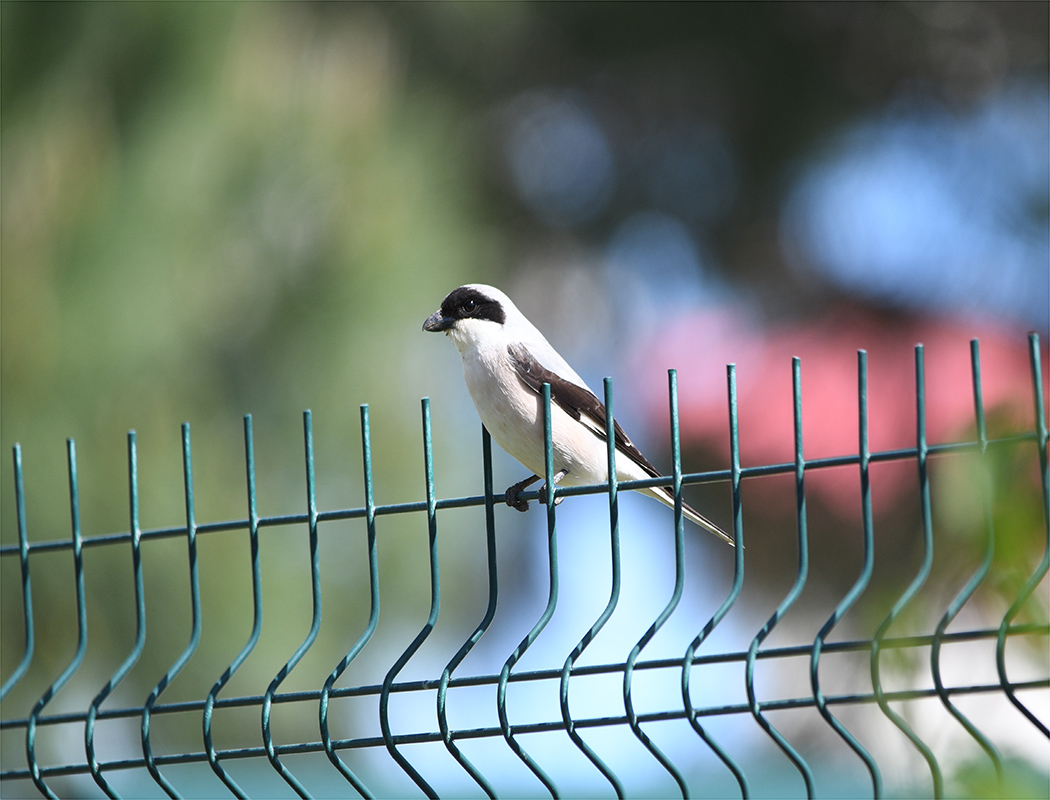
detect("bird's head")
[423,284,515,353]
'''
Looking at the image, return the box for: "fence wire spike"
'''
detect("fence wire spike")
[263,411,322,798]
[320,405,379,798]
[141,424,202,799]
[498,382,561,798]
[559,376,626,798]
[745,357,815,797]
[26,439,87,800]
[682,364,749,797]
[996,332,1050,738]
[811,351,882,796]
[436,425,499,798]
[930,340,1005,790]
[625,370,691,797]
[1,444,34,702]
[379,398,441,797]
[870,345,942,795]
[203,415,263,799]
[87,431,147,798]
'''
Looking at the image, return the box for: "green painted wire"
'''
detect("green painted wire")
[436,425,499,798]
[682,363,748,798]
[996,332,1050,737]
[559,377,626,798]
[8,433,1037,560]
[744,357,815,797]
[87,431,147,798]
[870,345,942,796]
[497,381,560,798]
[203,415,264,799]
[1,445,33,701]
[930,340,1004,786]
[0,639,1043,788]
[319,404,379,798]
[263,410,323,798]
[379,398,441,797]
[5,343,1047,796]
[26,439,87,800]
[142,423,203,799]
[624,369,690,797]
[2,655,1042,783]
[810,350,882,797]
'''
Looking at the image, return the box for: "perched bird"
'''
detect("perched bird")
[423,284,733,545]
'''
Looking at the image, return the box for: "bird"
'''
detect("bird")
[422,284,733,546]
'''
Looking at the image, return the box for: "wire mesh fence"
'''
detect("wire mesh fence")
[1,335,1047,799]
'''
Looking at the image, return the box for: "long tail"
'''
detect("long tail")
[643,486,735,546]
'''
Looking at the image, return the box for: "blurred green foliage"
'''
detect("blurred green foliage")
[2,1,501,753]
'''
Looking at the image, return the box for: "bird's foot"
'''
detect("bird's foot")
[504,471,568,512]
[538,470,568,507]
[504,475,540,513]
[536,485,564,507]
[505,488,530,512]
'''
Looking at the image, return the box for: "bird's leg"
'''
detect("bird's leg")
[505,474,541,512]
[537,469,568,507]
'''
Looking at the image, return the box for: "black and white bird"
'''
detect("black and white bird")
[423,284,733,546]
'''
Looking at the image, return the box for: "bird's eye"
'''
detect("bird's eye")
[462,299,478,314]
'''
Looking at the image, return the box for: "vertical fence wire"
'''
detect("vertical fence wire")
[681,362,748,797]
[559,376,625,798]
[87,431,147,798]
[319,404,380,797]
[141,423,202,798]
[929,340,1004,789]
[810,350,881,796]
[434,424,499,793]
[203,415,264,799]
[744,356,814,797]
[996,332,1050,737]
[497,382,560,797]
[26,439,87,800]
[869,345,941,796]
[262,411,321,797]
[1,445,33,702]
[623,370,690,797]
[378,398,441,797]
[435,426,499,798]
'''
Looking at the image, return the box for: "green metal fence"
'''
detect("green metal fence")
[2,335,1047,798]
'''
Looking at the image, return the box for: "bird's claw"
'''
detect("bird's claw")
[505,475,540,512]
[537,486,564,507]
[505,489,530,513]
[504,473,565,512]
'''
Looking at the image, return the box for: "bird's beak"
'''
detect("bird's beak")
[422,310,453,333]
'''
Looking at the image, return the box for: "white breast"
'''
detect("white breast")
[458,343,649,488]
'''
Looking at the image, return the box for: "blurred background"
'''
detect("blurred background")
[2,2,1047,797]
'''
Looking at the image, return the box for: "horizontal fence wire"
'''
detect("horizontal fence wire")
[1,335,1048,799]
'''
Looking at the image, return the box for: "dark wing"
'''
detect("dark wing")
[507,343,661,479]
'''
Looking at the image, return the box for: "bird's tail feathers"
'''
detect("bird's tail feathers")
[644,486,736,547]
